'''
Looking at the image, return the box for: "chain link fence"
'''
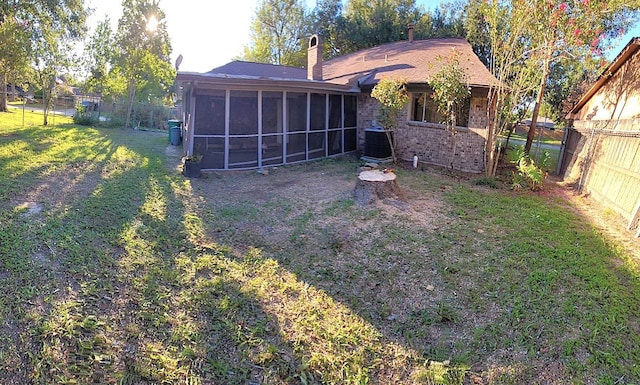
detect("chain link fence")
[3,90,181,130]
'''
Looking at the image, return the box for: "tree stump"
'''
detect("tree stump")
[353,170,404,206]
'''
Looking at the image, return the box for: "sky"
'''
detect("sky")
[86,0,640,73]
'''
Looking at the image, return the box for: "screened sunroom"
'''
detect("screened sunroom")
[179,73,359,171]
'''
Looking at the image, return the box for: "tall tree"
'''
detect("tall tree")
[83,18,114,98]
[429,50,471,171]
[335,0,422,53]
[0,0,87,114]
[415,1,466,40]
[544,55,600,123]
[468,0,638,178]
[0,17,30,111]
[466,0,541,176]
[114,0,175,128]
[243,0,309,66]
[310,0,344,58]
[519,0,638,153]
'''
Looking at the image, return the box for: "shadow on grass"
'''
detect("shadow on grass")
[184,161,640,384]
[0,126,311,384]
[1,122,638,384]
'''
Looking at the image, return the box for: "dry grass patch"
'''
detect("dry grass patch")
[1,111,639,384]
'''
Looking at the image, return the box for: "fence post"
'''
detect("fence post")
[556,128,569,176]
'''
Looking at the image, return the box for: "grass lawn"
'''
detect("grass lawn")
[1,109,639,384]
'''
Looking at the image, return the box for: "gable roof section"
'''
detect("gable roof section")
[322,38,497,88]
[176,38,498,91]
[176,61,357,93]
[569,37,640,115]
[207,61,307,79]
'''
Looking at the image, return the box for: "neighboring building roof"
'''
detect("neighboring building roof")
[176,38,498,91]
[522,117,555,129]
[569,37,640,115]
[323,38,497,88]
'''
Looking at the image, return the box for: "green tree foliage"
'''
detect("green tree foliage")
[523,0,613,153]
[370,77,410,163]
[336,0,422,53]
[469,0,638,175]
[429,50,471,170]
[0,18,30,111]
[466,0,540,176]
[83,19,114,99]
[114,0,175,128]
[243,0,309,66]
[245,0,471,64]
[544,55,601,123]
[310,0,344,58]
[0,0,87,114]
[415,1,466,39]
[498,0,636,153]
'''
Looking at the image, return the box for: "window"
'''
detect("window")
[344,95,357,127]
[328,130,342,155]
[308,132,325,159]
[411,93,441,123]
[411,93,470,127]
[262,91,283,134]
[194,91,225,135]
[286,133,306,162]
[310,93,326,131]
[192,89,357,170]
[328,94,342,129]
[229,137,258,169]
[344,129,357,152]
[230,91,258,135]
[193,137,224,169]
[287,92,307,132]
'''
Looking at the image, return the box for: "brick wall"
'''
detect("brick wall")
[358,92,487,173]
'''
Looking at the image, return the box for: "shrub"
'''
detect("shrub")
[72,106,97,126]
[512,146,547,191]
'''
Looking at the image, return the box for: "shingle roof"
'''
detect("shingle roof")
[207,61,307,80]
[323,38,497,88]
[177,38,498,89]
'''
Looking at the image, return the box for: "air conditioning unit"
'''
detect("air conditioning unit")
[364,126,392,159]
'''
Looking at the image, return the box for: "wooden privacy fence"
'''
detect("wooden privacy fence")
[559,127,640,237]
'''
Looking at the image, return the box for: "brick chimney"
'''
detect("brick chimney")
[408,23,414,43]
[307,34,323,81]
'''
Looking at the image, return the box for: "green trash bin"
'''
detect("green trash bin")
[168,120,182,146]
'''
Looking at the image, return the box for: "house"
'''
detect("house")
[561,37,640,236]
[176,27,498,172]
[521,117,555,130]
[71,87,101,110]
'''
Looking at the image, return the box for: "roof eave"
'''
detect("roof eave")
[177,72,359,93]
[568,37,640,118]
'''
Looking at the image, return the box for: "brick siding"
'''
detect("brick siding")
[358,93,487,173]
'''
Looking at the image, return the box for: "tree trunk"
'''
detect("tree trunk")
[384,128,397,163]
[485,88,498,177]
[526,55,550,154]
[43,81,53,126]
[353,170,404,206]
[0,72,7,112]
[124,79,137,128]
[448,109,457,171]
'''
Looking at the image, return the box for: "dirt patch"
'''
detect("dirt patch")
[10,161,103,216]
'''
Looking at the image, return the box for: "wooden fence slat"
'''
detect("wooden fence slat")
[561,128,640,226]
